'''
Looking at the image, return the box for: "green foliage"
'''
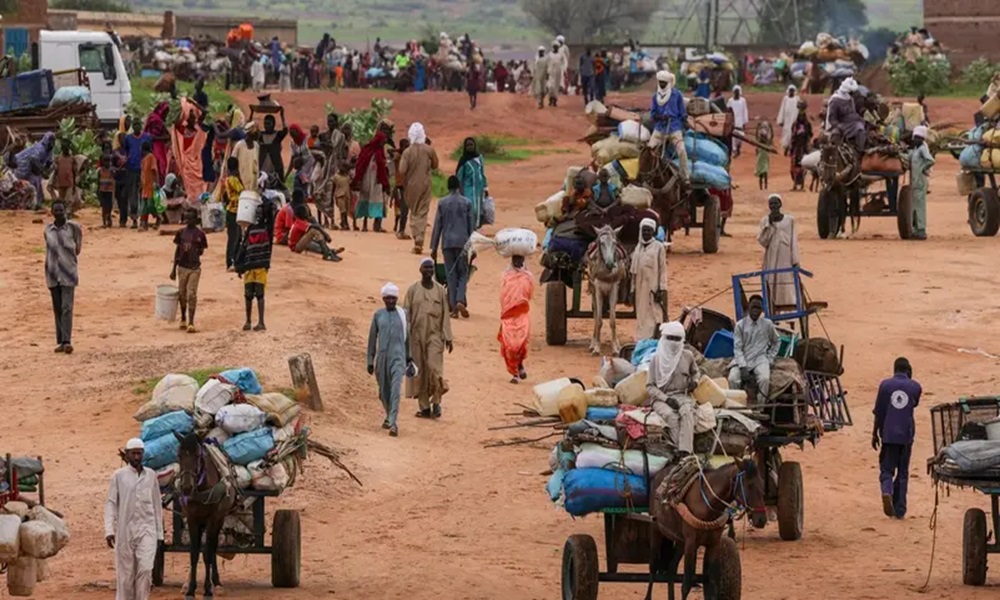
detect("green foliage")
[128,77,232,123]
[887,56,951,96]
[420,23,441,56]
[757,0,867,44]
[16,53,32,73]
[51,0,131,11]
[449,134,541,163]
[431,170,448,198]
[521,0,658,42]
[325,97,393,145]
[962,58,999,91]
[57,117,101,205]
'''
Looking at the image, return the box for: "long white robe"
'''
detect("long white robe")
[631,239,668,341]
[557,44,570,91]
[546,52,562,97]
[758,214,800,309]
[776,94,800,151]
[532,56,549,101]
[104,466,163,600]
[728,97,749,129]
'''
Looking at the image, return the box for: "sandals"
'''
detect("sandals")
[415,409,432,419]
[389,426,398,437]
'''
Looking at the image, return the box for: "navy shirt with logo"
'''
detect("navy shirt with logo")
[873,373,922,445]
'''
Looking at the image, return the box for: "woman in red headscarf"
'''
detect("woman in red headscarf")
[351,121,391,232]
[144,101,171,186]
[170,98,208,204]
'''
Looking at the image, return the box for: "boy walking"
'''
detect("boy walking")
[98,153,116,228]
[235,201,274,331]
[332,162,354,231]
[139,141,160,230]
[53,142,77,202]
[872,357,922,519]
[170,208,208,333]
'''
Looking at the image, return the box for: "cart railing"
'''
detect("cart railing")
[929,396,1000,456]
[805,371,852,430]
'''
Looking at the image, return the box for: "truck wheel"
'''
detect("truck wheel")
[545,282,568,346]
[897,185,913,239]
[272,510,301,588]
[717,535,742,600]
[817,188,838,239]
[777,461,804,541]
[562,534,599,600]
[702,194,721,254]
[969,188,1000,237]
[963,508,988,586]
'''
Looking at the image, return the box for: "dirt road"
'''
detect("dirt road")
[2,88,997,599]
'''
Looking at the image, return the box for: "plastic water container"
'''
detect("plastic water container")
[533,378,575,417]
[155,285,179,321]
[557,383,588,423]
[692,375,727,407]
[236,191,261,226]
[615,370,649,406]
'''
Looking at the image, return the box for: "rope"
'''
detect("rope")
[918,484,940,592]
[675,502,730,530]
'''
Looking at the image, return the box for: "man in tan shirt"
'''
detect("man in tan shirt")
[398,122,440,254]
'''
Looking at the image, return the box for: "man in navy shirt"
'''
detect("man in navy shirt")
[872,357,922,519]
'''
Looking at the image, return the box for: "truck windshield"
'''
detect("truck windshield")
[79,43,116,82]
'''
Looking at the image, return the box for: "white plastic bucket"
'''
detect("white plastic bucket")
[155,285,179,321]
[236,191,261,226]
[985,417,1000,441]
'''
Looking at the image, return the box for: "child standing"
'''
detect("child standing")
[53,143,77,202]
[139,140,160,230]
[251,56,266,93]
[755,120,773,191]
[307,125,320,150]
[171,208,208,333]
[332,162,354,231]
[98,153,116,228]
[223,156,245,271]
[236,200,274,331]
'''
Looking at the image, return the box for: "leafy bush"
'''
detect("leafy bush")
[325,97,393,144]
[887,56,950,96]
[962,58,998,90]
[449,135,539,162]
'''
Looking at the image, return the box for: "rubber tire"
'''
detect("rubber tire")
[817,188,837,239]
[545,281,568,346]
[897,184,913,240]
[702,194,721,254]
[963,508,988,586]
[777,461,804,541]
[152,543,165,587]
[561,534,599,600]
[272,509,301,588]
[717,535,742,600]
[969,187,1000,237]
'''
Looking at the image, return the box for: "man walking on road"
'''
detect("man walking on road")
[45,200,82,354]
[367,283,414,437]
[105,438,163,600]
[398,122,439,252]
[430,176,474,318]
[872,357,922,519]
[404,258,453,419]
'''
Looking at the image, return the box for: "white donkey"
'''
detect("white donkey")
[586,224,629,355]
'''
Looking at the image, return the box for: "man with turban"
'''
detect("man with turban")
[398,122,440,251]
[367,282,414,437]
[648,70,689,181]
[826,77,866,154]
[630,217,667,342]
[645,322,701,454]
[404,258,453,419]
[105,438,163,600]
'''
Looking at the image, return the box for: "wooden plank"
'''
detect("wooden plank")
[288,353,323,411]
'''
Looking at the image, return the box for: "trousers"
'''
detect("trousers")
[114,531,156,600]
[728,362,771,399]
[123,170,141,220]
[409,192,431,248]
[580,75,593,103]
[176,266,201,315]
[442,248,469,309]
[648,130,690,180]
[911,185,927,235]
[225,211,240,268]
[651,396,695,454]
[879,443,912,518]
[49,285,75,345]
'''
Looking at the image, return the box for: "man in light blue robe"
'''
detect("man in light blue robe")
[367,282,412,437]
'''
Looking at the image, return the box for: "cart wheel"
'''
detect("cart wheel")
[271,509,301,588]
[777,461,803,541]
[969,188,1000,237]
[545,281,568,346]
[896,185,913,240]
[702,194,721,254]
[963,508,988,586]
[152,543,165,587]
[561,534,599,600]
[717,535,742,600]
[817,188,838,240]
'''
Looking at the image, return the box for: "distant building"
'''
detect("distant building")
[173,15,297,46]
[1,0,49,56]
[925,1,1000,67]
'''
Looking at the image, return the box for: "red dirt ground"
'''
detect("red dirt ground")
[1,88,997,599]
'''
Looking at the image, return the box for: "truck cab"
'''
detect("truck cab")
[37,30,131,126]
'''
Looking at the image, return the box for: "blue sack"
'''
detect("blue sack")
[690,162,732,189]
[684,132,730,168]
[960,144,984,170]
[223,428,274,466]
[631,338,659,366]
[143,433,180,470]
[219,368,262,394]
[141,410,194,442]
[563,468,649,516]
[585,407,619,422]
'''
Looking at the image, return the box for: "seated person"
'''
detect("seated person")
[161,173,188,224]
[645,321,701,455]
[589,168,620,212]
[728,295,780,399]
[287,202,342,262]
[560,175,592,217]
[273,189,303,245]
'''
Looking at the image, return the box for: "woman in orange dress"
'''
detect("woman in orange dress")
[498,255,535,383]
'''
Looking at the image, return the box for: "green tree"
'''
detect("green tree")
[521,0,659,43]
[758,0,867,44]
[50,0,132,11]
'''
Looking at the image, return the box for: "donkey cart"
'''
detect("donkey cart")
[816,149,913,240]
[928,396,1000,586]
[153,489,302,588]
[562,509,741,600]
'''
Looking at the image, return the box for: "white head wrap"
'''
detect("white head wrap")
[556,35,565,43]
[656,70,671,83]
[768,193,782,205]
[913,125,928,138]
[381,282,399,298]
[655,71,674,106]
[787,84,797,94]
[538,45,546,53]
[640,217,658,232]
[839,77,859,95]
[408,122,426,145]
[126,438,145,450]
[651,322,687,387]
[419,257,434,268]
[733,85,742,94]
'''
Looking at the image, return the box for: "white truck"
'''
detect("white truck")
[36,30,132,126]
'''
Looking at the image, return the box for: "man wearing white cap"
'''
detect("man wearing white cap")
[231,122,260,192]
[367,282,414,436]
[826,77,866,153]
[546,42,563,106]
[105,438,163,600]
[404,258,453,419]
[630,217,668,341]
[909,125,934,240]
[555,35,570,92]
[648,70,689,181]
[532,46,550,109]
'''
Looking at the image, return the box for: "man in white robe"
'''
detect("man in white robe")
[546,43,563,106]
[105,438,163,600]
[776,85,800,154]
[630,217,668,341]
[758,194,800,310]
[531,47,549,109]
[556,35,570,92]
[727,85,749,157]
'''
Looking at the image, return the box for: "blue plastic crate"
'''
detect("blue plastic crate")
[703,330,734,359]
[0,70,56,114]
